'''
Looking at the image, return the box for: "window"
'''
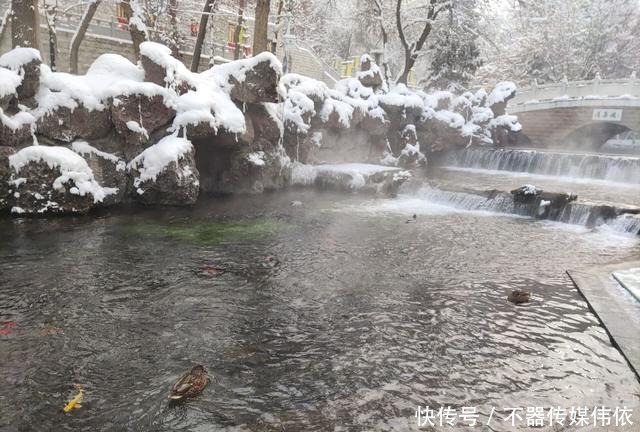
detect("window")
[116,2,128,24]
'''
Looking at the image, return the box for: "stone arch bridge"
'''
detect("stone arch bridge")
[507,79,640,150]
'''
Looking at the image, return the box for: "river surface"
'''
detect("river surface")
[1,189,639,431]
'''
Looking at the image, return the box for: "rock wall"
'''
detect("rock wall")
[0,42,519,216]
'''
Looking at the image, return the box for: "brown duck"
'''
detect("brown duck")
[169,365,210,401]
[508,290,531,305]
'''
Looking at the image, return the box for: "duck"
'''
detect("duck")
[405,214,417,223]
[508,290,531,305]
[169,365,210,401]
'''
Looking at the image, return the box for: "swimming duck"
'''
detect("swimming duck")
[169,365,210,401]
[508,290,531,305]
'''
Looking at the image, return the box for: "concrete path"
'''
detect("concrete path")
[613,267,640,302]
[567,261,640,380]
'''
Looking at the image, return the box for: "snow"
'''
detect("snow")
[126,120,149,139]
[316,163,399,189]
[9,145,112,203]
[0,110,35,131]
[281,73,329,101]
[283,90,315,133]
[319,97,353,127]
[128,134,193,188]
[490,114,522,132]
[0,47,41,71]
[246,151,266,166]
[292,162,399,189]
[35,56,174,116]
[378,84,423,109]
[435,110,465,129]
[139,41,194,88]
[486,81,516,106]
[206,52,282,95]
[0,67,22,98]
[71,141,126,171]
[520,184,539,195]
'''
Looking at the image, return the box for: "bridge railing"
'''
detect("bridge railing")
[510,78,640,106]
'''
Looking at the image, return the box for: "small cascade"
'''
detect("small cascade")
[408,185,640,235]
[606,214,640,235]
[415,186,516,214]
[556,203,593,226]
[447,148,640,183]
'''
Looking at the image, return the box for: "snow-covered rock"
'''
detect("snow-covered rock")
[0,48,42,100]
[210,52,282,104]
[291,162,405,194]
[71,140,127,207]
[110,93,177,158]
[8,145,114,214]
[0,67,21,109]
[128,134,200,205]
[0,146,15,210]
[0,110,35,147]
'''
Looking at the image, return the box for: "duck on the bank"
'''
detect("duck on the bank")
[169,365,210,401]
[405,214,417,223]
[508,290,531,304]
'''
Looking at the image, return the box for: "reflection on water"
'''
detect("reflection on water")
[0,190,639,431]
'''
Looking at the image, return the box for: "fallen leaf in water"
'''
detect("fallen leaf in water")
[0,321,16,336]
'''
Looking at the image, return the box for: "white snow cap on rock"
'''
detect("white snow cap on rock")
[34,54,175,116]
[128,134,193,188]
[71,141,126,171]
[0,47,41,71]
[0,67,22,98]
[487,81,517,107]
[9,145,112,203]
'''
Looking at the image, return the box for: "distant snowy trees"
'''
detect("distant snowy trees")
[477,0,640,85]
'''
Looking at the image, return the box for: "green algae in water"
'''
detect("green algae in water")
[125,219,290,245]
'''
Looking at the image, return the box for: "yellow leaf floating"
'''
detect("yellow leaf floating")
[63,384,83,413]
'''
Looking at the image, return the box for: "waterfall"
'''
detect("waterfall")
[448,148,640,183]
[415,186,516,214]
[605,214,640,235]
[408,185,639,235]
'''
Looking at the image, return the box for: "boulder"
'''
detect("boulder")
[226,54,281,104]
[0,48,42,101]
[0,111,34,147]
[7,146,110,215]
[139,43,193,94]
[487,81,516,117]
[0,67,21,110]
[129,135,200,205]
[110,94,176,160]
[36,105,112,143]
[71,141,127,207]
[0,146,15,210]
[357,56,384,89]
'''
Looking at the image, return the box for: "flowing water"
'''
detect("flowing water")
[447,147,640,184]
[1,190,639,432]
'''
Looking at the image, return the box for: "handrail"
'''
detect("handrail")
[511,78,640,105]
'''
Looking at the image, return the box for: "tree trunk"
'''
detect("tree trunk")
[252,0,270,55]
[272,0,284,53]
[11,0,40,48]
[233,0,246,60]
[69,0,101,74]
[395,0,439,85]
[167,0,180,58]
[44,4,57,71]
[122,0,147,61]
[191,0,216,72]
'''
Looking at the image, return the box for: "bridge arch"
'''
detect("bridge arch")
[561,121,632,151]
